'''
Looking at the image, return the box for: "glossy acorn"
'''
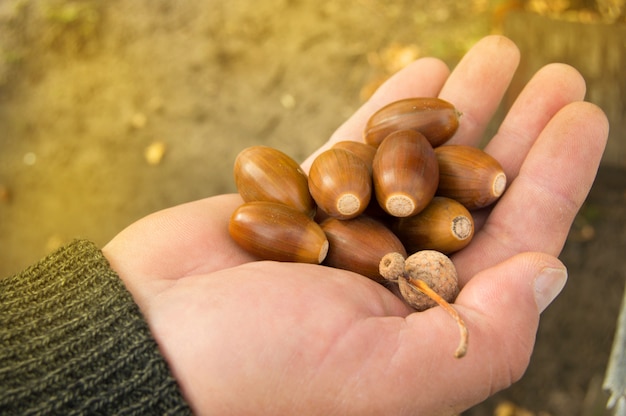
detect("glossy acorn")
[372,130,439,218]
[364,97,460,148]
[234,145,315,217]
[435,145,507,210]
[229,201,329,264]
[321,215,407,283]
[308,148,372,220]
[392,196,474,254]
[332,141,377,173]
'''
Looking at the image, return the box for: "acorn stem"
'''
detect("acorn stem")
[407,277,468,358]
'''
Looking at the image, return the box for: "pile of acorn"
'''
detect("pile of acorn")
[228,97,507,357]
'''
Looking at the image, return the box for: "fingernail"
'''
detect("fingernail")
[533,267,568,313]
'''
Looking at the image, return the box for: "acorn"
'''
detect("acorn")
[332,141,377,173]
[364,97,460,148]
[234,145,315,217]
[398,250,459,311]
[392,196,474,254]
[435,145,507,210]
[379,250,467,358]
[229,201,329,264]
[308,148,372,220]
[320,215,407,283]
[327,145,385,221]
[372,130,439,218]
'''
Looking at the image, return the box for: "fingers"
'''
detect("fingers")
[453,101,609,283]
[301,57,451,171]
[302,35,521,171]
[380,252,565,414]
[439,35,520,146]
[485,63,587,180]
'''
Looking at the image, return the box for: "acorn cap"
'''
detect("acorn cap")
[400,250,459,311]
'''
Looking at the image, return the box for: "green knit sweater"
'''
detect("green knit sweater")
[0,240,192,415]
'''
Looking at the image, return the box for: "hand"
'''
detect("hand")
[102,35,608,415]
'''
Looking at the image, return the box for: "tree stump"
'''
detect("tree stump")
[503,11,626,169]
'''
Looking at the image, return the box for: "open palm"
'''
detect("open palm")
[102,36,608,415]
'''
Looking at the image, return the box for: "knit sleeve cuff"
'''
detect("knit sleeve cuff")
[0,239,192,415]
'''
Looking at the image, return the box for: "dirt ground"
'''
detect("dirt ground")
[1,1,624,414]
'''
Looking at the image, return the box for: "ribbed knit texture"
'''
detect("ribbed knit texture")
[0,240,192,415]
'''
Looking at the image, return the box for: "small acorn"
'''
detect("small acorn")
[379,250,467,358]
[229,201,329,264]
[399,251,459,311]
[332,141,377,173]
[234,145,315,217]
[392,196,474,254]
[372,130,439,218]
[308,148,372,220]
[364,97,460,148]
[435,145,507,210]
[320,215,406,282]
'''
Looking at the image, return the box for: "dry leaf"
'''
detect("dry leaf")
[145,141,167,165]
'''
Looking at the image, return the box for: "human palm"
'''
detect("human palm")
[102,36,608,415]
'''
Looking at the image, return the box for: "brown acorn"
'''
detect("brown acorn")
[332,141,377,173]
[435,145,507,210]
[372,130,439,218]
[392,196,474,254]
[320,215,407,283]
[229,201,328,264]
[234,145,315,217]
[308,148,372,220]
[364,97,460,148]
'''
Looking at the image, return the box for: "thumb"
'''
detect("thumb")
[388,252,567,414]
[457,252,568,408]
[459,251,568,318]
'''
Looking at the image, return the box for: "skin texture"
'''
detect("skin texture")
[102,36,609,415]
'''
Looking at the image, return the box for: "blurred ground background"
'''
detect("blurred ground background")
[0,0,625,414]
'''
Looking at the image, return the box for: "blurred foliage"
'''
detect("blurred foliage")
[42,0,102,53]
[523,0,625,22]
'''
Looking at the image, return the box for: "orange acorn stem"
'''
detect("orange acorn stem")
[408,277,469,358]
